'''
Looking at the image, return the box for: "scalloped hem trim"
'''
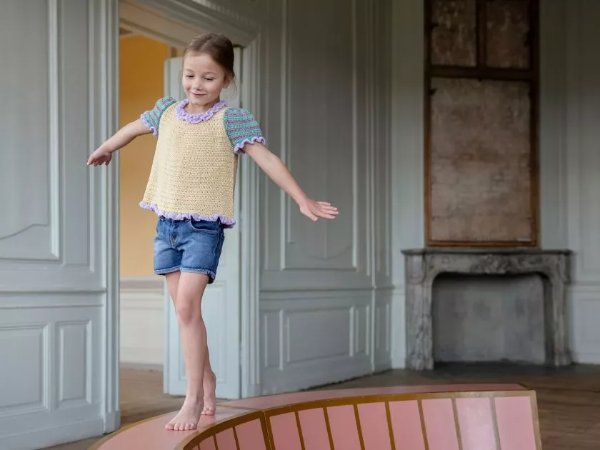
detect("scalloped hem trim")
[139,202,236,227]
[234,136,266,154]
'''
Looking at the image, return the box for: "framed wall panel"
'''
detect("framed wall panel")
[425,0,539,246]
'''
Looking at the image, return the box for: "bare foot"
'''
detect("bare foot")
[202,371,217,416]
[165,400,203,431]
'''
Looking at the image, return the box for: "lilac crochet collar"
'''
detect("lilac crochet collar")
[175,99,227,124]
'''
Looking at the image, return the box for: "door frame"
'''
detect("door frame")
[105,0,120,431]
[115,0,262,399]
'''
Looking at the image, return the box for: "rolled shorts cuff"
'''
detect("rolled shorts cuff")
[180,267,217,283]
[154,266,181,275]
[155,266,217,283]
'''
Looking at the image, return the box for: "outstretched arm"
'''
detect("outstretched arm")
[87,119,151,166]
[244,142,339,221]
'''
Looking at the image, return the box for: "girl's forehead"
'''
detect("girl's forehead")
[183,53,223,72]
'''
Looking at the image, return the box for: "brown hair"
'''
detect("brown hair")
[184,33,235,79]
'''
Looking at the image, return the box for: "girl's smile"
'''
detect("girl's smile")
[182,52,231,114]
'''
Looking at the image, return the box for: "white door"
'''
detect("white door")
[0,1,119,449]
[163,51,242,399]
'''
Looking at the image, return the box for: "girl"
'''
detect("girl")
[87,33,338,432]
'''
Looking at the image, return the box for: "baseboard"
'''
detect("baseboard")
[571,352,600,365]
[374,357,392,372]
[391,354,406,369]
[103,411,120,433]
[569,284,600,366]
[119,362,163,371]
[0,418,105,450]
[262,359,373,395]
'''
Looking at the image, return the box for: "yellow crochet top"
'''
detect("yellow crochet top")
[139,97,265,227]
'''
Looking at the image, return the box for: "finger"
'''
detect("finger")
[318,212,336,219]
[318,209,338,218]
[319,206,338,214]
[317,201,331,206]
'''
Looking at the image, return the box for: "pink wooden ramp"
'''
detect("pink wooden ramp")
[90,384,542,450]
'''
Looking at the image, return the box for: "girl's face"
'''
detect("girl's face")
[182,52,231,112]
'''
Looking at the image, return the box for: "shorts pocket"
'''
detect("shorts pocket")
[189,218,220,234]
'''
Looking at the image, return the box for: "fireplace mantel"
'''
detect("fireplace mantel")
[402,248,572,370]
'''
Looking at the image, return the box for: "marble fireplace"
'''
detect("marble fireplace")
[403,248,572,370]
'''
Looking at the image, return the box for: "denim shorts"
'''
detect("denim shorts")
[153,217,225,283]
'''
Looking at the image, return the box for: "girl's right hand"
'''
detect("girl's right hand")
[87,147,113,166]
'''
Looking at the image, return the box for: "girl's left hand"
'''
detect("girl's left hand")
[299,199,339,221]
[87,147,113,166]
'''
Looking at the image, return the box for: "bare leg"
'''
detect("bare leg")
[165,272,217,417]
[164,271,210,431]
[201,351,216,415]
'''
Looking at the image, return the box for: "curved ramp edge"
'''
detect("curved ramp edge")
[92,384,542,450]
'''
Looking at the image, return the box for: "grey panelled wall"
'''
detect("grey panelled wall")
[562,0,600,363]
[258,0,394,393]
[0,1,119,449]
[538,0,600,364]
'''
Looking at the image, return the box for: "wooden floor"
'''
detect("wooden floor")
[45,363,600,449]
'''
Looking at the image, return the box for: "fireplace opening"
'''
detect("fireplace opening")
[432,273,545,364]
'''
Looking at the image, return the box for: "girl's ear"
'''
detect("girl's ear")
[223,74,233,89]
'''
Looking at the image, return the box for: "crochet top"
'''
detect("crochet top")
[139,97,265,227]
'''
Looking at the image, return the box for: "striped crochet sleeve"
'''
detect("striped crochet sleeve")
[140,96,177,136]
[224,108,266,154]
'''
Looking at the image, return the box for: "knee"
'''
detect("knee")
[175,301,200,326]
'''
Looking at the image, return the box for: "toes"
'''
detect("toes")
[168,421,198,431]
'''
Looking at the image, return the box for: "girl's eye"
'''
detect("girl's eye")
[204,78,215,81]
[185,75,193,79]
